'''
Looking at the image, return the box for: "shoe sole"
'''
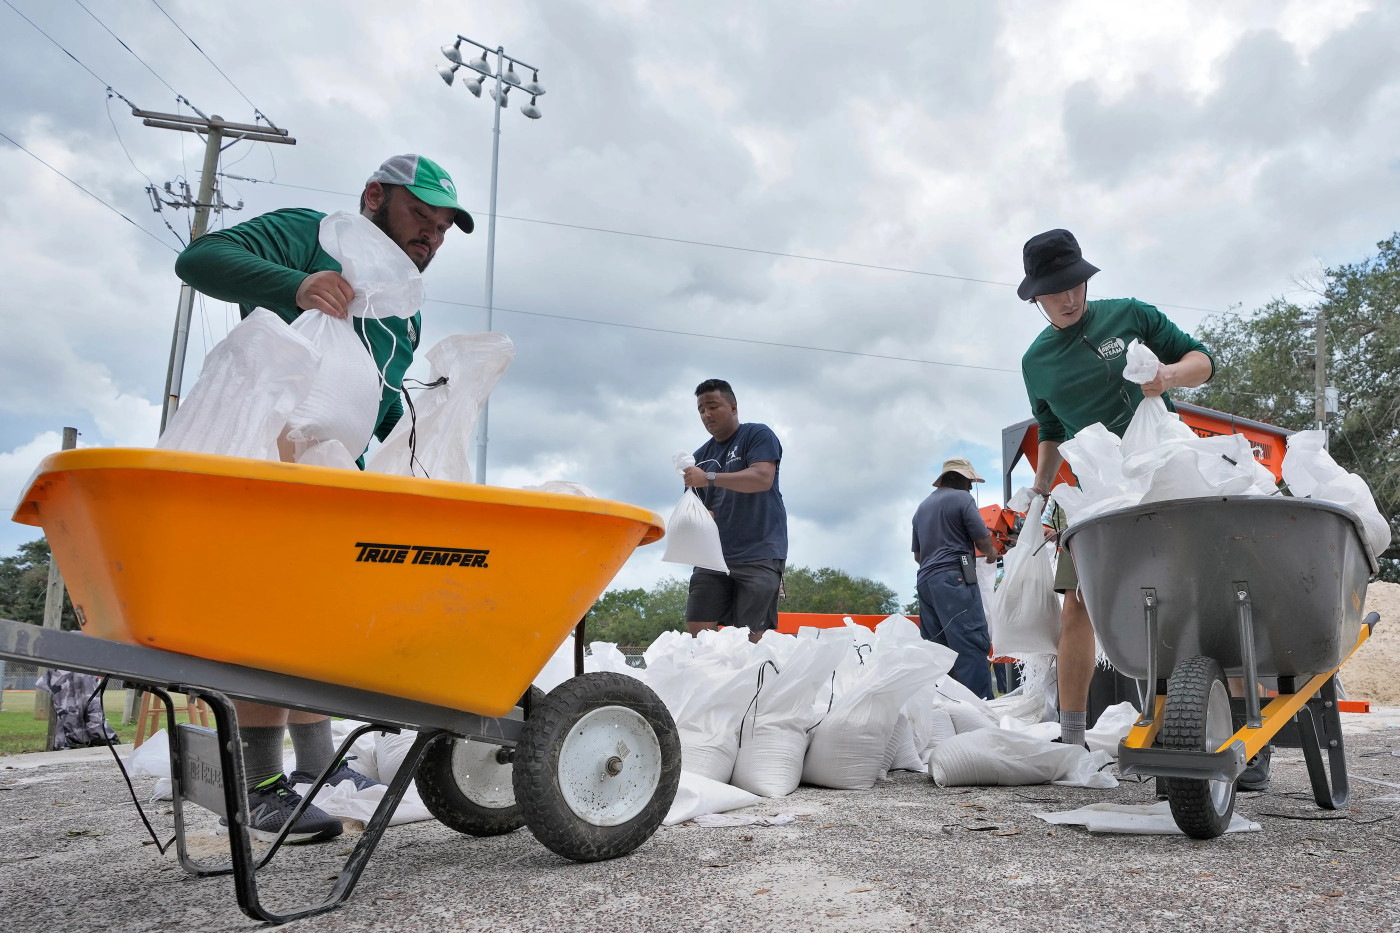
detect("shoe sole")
[250,825,343,845]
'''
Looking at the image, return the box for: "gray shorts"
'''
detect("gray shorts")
[686,560,785,632]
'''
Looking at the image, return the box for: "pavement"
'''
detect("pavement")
[2,713,1399,933]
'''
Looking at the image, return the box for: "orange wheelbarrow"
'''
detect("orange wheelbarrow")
[2,448,678,923]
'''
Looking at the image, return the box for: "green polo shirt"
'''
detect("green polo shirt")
[174,208,422,448]
[1021,298,1212,442]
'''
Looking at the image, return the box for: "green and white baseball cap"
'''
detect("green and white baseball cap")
[366,154,474,233]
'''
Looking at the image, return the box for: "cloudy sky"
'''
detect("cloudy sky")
[2,0,1399,605]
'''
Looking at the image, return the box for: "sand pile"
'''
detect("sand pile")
[1340,580,1400,705]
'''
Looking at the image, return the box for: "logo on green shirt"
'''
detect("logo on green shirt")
[1097,336,1125,359]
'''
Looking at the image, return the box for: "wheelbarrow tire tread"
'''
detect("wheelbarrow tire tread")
[414,686,544,837]
[514,672,681,863]
[1160,655,1236,839]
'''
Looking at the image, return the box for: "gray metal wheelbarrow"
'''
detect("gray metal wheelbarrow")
[1061,496,1382,838]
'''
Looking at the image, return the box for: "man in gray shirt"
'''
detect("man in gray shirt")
[912,457,1000,699]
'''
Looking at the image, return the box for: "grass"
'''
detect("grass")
[0,689,207,757]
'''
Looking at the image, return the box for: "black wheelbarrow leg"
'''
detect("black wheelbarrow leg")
[1290,674,1350,810]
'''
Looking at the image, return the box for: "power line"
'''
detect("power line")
[421,296,1021,374]
[0,128,178,253]
[148,0,272,124]
[2,0,112,87]
[72,0,179,96]
[215,174,1226,317]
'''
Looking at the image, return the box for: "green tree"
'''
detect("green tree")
[587,579,688,646]
[1180,232,1400,579]
[0,538,78,629]
[779,566,899,615]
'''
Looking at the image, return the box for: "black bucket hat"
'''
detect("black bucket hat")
[1017,228,1099,301]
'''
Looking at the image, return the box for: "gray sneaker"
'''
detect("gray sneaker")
[1237,745,1272,792]
[290,757,385,792]
[244,774,344,844]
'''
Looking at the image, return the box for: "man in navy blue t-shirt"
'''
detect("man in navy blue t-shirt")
[911,457,999,698]
[680,379,789,642]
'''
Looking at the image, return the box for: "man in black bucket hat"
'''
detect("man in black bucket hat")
[1013,229,1270,782]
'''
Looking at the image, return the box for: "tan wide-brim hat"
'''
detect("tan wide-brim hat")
[933,457,985,486]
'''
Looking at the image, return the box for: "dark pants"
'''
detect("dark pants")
[686,560,785,632]
[916,566,994,700]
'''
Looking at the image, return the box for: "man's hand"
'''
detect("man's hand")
[682,466,710,488]
[1140,362,1174,398]
[295,271,355,320]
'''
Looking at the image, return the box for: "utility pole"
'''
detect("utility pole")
[1314,310,1328,445]
[125,104,296,431]
[120,105,294,723]
[34,427,78,747]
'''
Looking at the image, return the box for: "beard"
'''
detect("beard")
[370,199,433,272]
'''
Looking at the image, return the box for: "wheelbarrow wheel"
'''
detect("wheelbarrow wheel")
[414,686,544,837]
[513,673,680,863]
[1160,656,1236,839]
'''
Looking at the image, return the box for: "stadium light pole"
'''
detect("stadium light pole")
[438,36,544,484]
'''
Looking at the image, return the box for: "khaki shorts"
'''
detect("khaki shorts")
[1053,546,1078,594]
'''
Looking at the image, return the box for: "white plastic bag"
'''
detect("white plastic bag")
[157,309,322,460]
[367,333,515,482]
[1120,396,1198,477]
[1121,338,1160,385]
[989,496,1061,658]
[296,439,359,470]
[661,453,729,573]
[280,310,380,462]
[1283,430,1392,556]
[928,727,1117,789]
[730,636,847,797]
[801,639,954,790]
[318,211,424,322]
[663,771,761,826]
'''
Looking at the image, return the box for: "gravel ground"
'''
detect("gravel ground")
[2,714,1400,933]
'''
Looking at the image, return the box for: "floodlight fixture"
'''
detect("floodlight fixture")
[523,71,546,97]
[437,63,459,86]
[489,85,510,106]
[521,96,542,119]
[467,51,493,77]
[503,61,522,87]
[466,74,484,98]
[441,40,463,64]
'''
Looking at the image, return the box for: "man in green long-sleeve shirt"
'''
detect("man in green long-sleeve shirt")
[173,154,474,844]
[176,153,473,448]
[1015,230,1242,772]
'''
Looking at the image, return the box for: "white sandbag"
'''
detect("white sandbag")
[661,454,728,573]
[125,729,171,777]
[295,438,359,470]
[584,642,636,674]
[1085,701,1139,758]
[294,775,432,827]
[663,771,762,825]
[367,333,515,482]
[802,639,955,790]
[730,637,847,798]
[1121,338,1160,384]
[944,698,998,734]
[977,571,999,644]
[985,690,1051,730]
[318,211,423,321]
[157,308,321,459]
[533,635,577,694]
[1120,396,1199,478]
[1283,430,1392,556]
[373,729,420,783]
[280,308,380,462]
[928,727,1117,789]
[920,708,957,762]
[990,496,1061,658]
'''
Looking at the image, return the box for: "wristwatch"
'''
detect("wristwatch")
[706,471,717,487]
